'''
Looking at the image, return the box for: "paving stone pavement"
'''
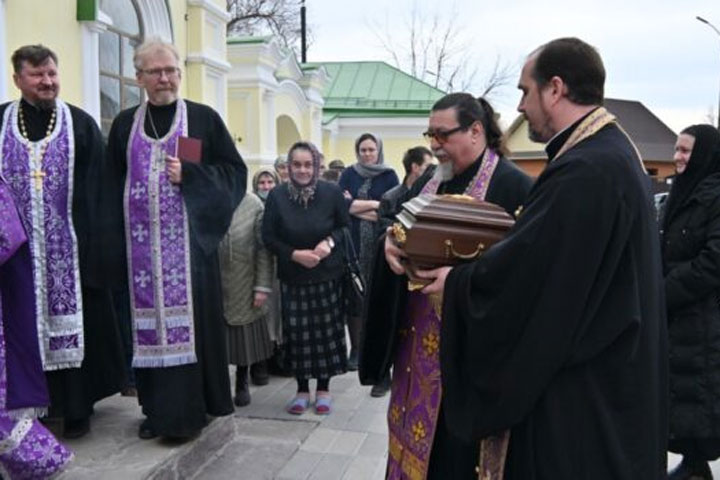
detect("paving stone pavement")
[48,367,720,478]
[54,369,389,480]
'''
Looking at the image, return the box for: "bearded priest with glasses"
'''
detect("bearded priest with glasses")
[0,44,126,441]
[360,92,532,479]
[101,38,247,440]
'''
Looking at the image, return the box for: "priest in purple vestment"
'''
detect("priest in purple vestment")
[102,39,247,439]
[0,44,125,440]
[413,38,667,479]
[361,93,532,479]
[0,176,73,478]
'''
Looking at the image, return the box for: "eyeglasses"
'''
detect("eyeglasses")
[422,125,467,143]
[139,67,181,79]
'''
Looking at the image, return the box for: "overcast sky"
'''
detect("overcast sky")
[305,0,720,133]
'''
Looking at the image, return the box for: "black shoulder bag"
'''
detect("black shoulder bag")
[341,228,365,309]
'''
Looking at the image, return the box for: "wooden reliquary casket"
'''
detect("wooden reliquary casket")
[392,194,515,272]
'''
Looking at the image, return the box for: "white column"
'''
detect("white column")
[0,0,8,102]
[80,20,107,124]
[263,89,277,160]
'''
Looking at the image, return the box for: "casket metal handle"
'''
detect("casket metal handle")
[444,239,485,260]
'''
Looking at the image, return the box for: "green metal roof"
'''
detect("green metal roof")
[305,61,445,118]
[227,35,275,45]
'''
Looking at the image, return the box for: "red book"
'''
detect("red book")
[176,136,202,164]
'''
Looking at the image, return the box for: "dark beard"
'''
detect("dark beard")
[36,98,56,111]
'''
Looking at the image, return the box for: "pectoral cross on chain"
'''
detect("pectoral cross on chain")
[30,168,46,191]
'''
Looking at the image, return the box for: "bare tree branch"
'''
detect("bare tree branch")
[367,2,515,98]
[227,0,311,52]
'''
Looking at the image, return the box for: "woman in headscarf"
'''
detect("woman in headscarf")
[253,167,279,202]
[338,133,399,389]
[662,125,720,480]
[273,155,289,184]
[219,170,276,406]
[262,141,349,415]
[251,168,290,378]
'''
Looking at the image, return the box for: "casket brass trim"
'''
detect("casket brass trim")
[444,239,485,260]
[392,222,407,246]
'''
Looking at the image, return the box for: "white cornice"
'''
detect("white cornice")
[228,66,279,91]
[334,116,428,140]
[135,0,173,42]
[186,53,232,73]
[277,79,308,112]
[276,54,303,82]
[227,39,286,70]
[187,0,231,22]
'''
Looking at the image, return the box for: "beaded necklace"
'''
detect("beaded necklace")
[18,101,57,191]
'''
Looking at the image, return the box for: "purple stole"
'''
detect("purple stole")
[0,100,84,373]
[387,149,508,480]
[125,100,197,368]
[0,178,72,477]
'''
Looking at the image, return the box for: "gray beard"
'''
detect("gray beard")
[433,161,454,182]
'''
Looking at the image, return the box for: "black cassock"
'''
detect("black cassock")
[103,100,246,437]
[0,99,126,422]
[361,152,532,478]
[441,122,668,478]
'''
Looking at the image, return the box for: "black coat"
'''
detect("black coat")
[441,123,667,479]
[662,172,720,439]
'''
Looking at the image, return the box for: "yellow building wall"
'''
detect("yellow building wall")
[169,1,189,100]
[4,0,84,105]
[505,119,545,153]
[275,94,305,136]
[228,88,264,163]
[184,0,228,109]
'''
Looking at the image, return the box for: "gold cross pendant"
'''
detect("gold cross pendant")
[30,168,46,191]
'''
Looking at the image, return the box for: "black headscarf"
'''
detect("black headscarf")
[663,124,720,230]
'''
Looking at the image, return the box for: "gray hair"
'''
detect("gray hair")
[133,38,180,72]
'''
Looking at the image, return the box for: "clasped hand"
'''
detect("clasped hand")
[292,238,332,269]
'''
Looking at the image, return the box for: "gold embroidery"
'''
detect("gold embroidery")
[428,292,443,319]
[422,332,439,357]
[390,404,402,425]
[412,421,426,442]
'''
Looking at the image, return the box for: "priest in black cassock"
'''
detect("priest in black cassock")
[413,38,668,479]
[361,93,532,479]
[102,39,246,439]
[0,44,125,439]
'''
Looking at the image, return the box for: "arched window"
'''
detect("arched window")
[99,0,142,134]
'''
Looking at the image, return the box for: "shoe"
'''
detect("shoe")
[668,457,713,480]
[370,372,391,397]
[234,369,251,407]
[286,394,310,415]
[234,384,251,407]
[314,392,332,415]
[268,349,293,377]
[250,361,269,386]
[347,349,359,371]
[138,419,157,440]
[121,386,138,397]
[63,417,90,439]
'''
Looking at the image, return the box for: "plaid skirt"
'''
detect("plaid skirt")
[281,277,348,380]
